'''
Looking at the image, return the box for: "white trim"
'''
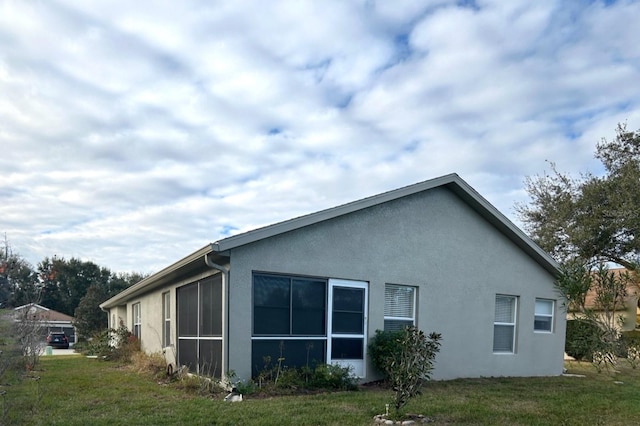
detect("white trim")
[534,298,554,333]
[327,279,368,378]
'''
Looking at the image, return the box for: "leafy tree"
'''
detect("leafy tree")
[73,272,144,338]
[518,124,640,364]
[107,272,146,298]
[74,284,109,338]
[0,238,38,307]
[38,257,111,316]
[517,123,640,270]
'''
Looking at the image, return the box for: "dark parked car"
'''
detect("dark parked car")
[46,332,69,349]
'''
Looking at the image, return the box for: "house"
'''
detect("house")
[100,174,565,381]
[13,303,77,344]
[568,267,640,331]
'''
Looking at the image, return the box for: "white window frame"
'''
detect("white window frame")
[383,284,416,332]
[534,298,554,333]
[493,295,517,354]
[133,302,141,339]
[162,292,171,347]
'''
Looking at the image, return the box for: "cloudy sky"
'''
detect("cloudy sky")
[2,0,640,273]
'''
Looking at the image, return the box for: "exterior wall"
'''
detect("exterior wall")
[119,269,223,373]
[227,187,565,381]
[111,305,128,329]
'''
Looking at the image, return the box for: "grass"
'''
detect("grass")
[4,356,640,425]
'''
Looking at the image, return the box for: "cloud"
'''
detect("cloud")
[1,0,640,272]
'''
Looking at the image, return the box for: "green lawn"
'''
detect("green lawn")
[4,356,640,425]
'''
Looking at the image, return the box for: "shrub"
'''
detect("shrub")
[565,319,603,361]
[371,326,442,415]
[368,329,403,382]
[79,324,141,363]
[252,361,357,393]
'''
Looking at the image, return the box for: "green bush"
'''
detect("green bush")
[565,319,603,361]
[368,329,403,382]
[369,327,442,415]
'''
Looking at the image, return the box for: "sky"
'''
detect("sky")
[2,0,640,274]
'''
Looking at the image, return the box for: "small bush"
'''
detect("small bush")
[78,324,141,363]
[368,329,403,382]
[565,319,603,361]
[252,361,357,394]
[370,326,442,415]
[391,328,441,413]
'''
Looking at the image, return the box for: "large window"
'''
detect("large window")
[132,303,141,339]
[162,292,171,347]
[253,274,326,336]
[493,295,517,353]
[534,299,554,332]
[252,273,327,376]
[177,276,223,377]
[384,284,416,331]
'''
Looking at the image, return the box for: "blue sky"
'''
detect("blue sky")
[1,0,640,273]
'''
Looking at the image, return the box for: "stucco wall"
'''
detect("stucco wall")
[121,269,222,371]
[226,186,565,381]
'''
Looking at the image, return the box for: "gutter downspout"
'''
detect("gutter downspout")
[204,253,230,381]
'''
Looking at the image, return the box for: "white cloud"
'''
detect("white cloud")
[1,0,640,272]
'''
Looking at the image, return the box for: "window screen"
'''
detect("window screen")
[292,278,326,335]
[199,340,222,378]
[178,282,198,337]
[200,276,223,336]
[384,284,416,331]
[253,273,327,336]
[251,339,326,376]
[254,275,290,335]
[176,276,224,378]
[332,287,364,334]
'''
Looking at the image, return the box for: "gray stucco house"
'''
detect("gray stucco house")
[100,174,565,382]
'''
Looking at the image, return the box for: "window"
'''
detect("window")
[534,299,554,332]
[162,292,171,347]
[384,284,416,331]
[252,273,327,376]
[253,274,327,336]
[493,295,517,353]
[132,303,141,339]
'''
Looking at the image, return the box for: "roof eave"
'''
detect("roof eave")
[100,244,225,310]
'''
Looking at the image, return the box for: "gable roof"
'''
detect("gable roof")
[14,303,74,322]
[101,173,559,309]
[212,173,559,274]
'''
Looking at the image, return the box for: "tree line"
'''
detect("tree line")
[0,242,144,338]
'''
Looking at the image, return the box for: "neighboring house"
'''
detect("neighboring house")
[13,303,77,344]
[568,267,640,331]
[100,174,564,382]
